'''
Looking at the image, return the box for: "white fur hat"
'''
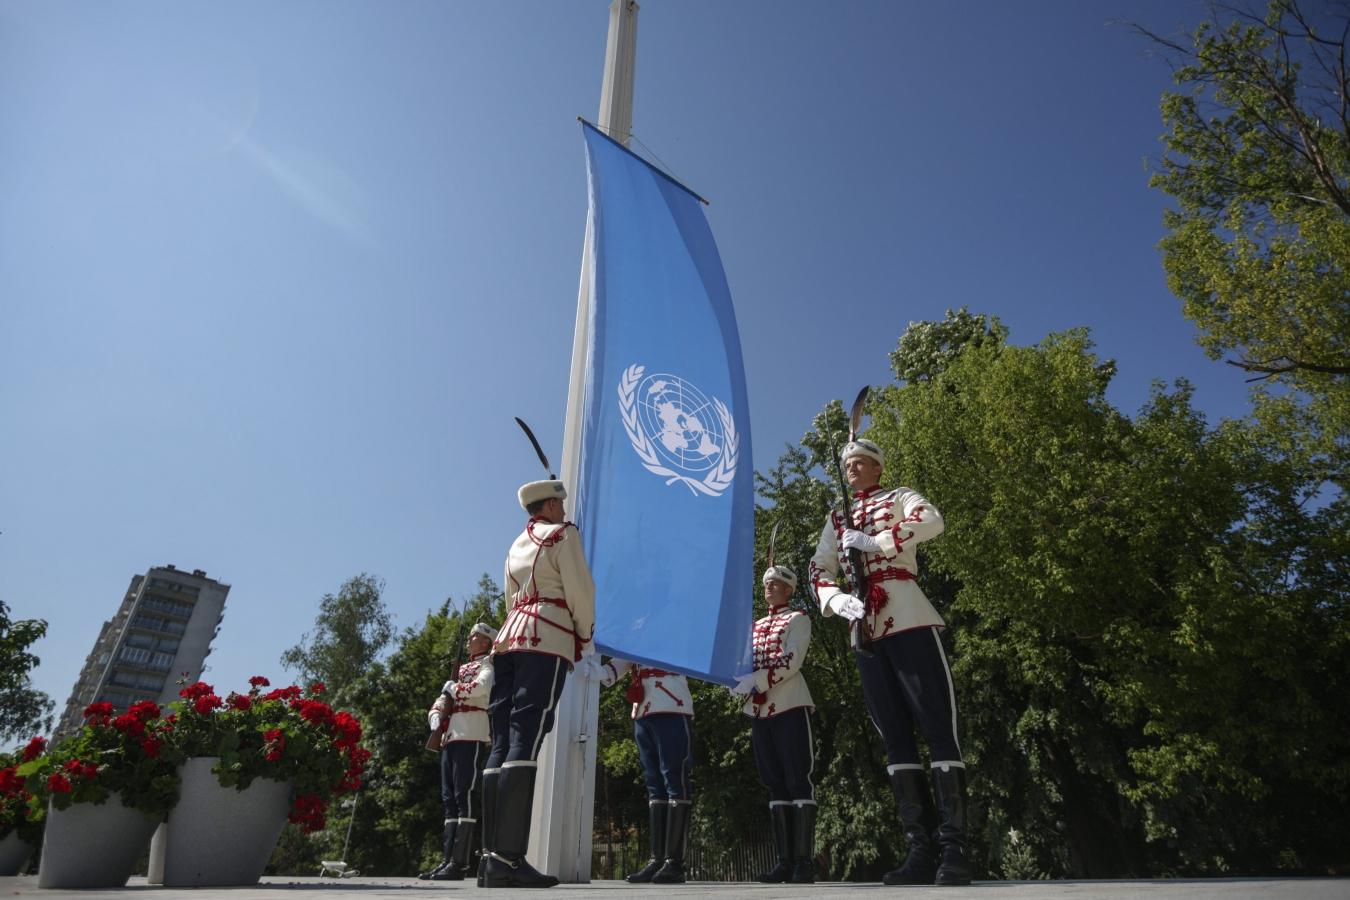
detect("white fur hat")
[841,438,884,467]
[518,479,567,510]
[469,622,498,641]
[762,565,798,591]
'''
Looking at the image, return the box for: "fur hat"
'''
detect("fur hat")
[841,438,884,467]
[518,479,567,510]
[469,622,498,641]
[762,565,798,591]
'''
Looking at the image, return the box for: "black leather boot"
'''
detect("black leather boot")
[650,800,689,884]
[438,817,474,881]
[625,800,668,883]
[883,767,939,885]
[419,818,455,879]
[429,818,460,880]
[789,801,817,884]
[756,803,793,883]
[453,817,475,869]
[482,763,559,888]
[477,769,498,888]
[933,766,972,886]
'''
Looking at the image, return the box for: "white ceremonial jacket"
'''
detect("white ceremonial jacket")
[600,659,694,719]
[428,653,494,746]
[743,608,814,720]
[809,484,946,642]
[496,518,596,665]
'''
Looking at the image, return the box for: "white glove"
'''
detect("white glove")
[440,680,455,694]
[730,674,757,696]
[841,529,882,553]
[576,655,603,679]
[580,642,597,658]
[828,594,867,621]
[429,712,442,732]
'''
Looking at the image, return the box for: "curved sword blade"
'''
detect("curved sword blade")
[514,417,555,479]
[767,519,781,570]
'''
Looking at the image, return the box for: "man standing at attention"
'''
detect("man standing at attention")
[481,478,597,889]
[809,438,971,886]
[733,563,817,885]
[597,657,695,884]
[422,622,496,881]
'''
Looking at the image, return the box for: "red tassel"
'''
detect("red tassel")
[867,583,888,614]
[626,674,645,705]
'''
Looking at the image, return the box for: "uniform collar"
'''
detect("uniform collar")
[469,651,489,662]
[853,484,885,501]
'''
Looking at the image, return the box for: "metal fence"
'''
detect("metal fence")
[594,835,777,883]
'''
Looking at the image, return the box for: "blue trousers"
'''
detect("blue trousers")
[439,740,485,820]
[486,651,569,768]
[634,714,693,802]
[751,707,815,802]
[855,625,963,768]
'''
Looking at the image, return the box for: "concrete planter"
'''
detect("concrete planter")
[37,793,157,888]
[162,757,292,887]
[0,831,34,876]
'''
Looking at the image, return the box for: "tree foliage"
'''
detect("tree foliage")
[280,573,394,715]
[1142,0,1350,438]
[0,599,54,744]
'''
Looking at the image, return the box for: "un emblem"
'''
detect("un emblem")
[618,364,739,497]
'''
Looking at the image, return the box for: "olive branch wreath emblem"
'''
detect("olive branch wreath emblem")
[618,363,738,497]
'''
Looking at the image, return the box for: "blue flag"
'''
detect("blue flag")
[575,121,753,686]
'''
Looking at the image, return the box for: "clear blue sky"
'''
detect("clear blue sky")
[1,1,1244,716]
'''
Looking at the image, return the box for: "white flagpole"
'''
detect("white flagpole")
[529,0,638,883]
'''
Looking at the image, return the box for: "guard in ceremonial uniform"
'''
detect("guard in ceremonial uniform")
[598,658,694,884]
[420,622,495,881]
[732,564,817,885]
[809,438,970,886]
[481,478,597,889]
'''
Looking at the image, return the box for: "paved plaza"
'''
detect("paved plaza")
[2,875,1346,900]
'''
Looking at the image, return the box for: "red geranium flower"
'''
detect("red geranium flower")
[140,737,163,758]
[287,793,327,833]
[83,702,115,724]
[179,681,216,700]
[227,692,252,711]
[331,711,362,748]
[21,736,46,762]
[0,767,22,793]
[308,681,326,695]
[263,728,286,762]
[128,700,161,720]
[293,698,335,727]
[47,773,72,793]
[112,713,147,736]
[248,675,270,688]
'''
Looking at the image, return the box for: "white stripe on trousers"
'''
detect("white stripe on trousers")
[931,626,962,760]
[528,657,566,761]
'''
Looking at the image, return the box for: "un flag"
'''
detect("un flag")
[575,122,754,686]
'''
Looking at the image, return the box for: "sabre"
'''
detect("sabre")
[831,386,874,657]
[514,417,556,479]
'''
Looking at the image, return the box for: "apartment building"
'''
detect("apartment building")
[54,565,228,737]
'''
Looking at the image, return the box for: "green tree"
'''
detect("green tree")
[280,573,394,714]
[1142,0,1350,438]
[863,315,1349,876]
[0,599,54,744]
